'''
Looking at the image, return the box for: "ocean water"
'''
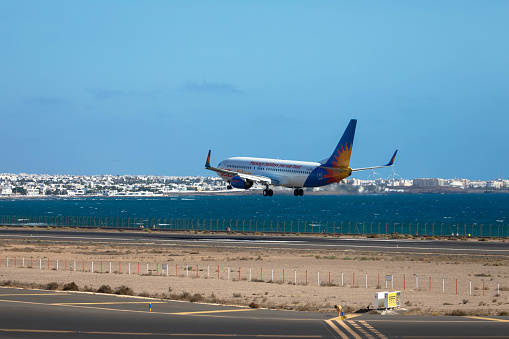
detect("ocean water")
[0,194,507,236]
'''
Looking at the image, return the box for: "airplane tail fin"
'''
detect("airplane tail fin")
[205,150,212,168]
[323,119,357,169]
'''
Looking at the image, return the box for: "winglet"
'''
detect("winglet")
[205,150,212,168]
[385,150,398,166]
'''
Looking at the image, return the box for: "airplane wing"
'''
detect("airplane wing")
[205,150,275,185]
[351,150,398,172]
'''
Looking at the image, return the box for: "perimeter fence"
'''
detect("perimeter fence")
[1,256,506,298]
[1,215,507,238]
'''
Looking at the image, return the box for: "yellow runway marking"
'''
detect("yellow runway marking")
[336,319,361,339]
[326,316,361,339]
[0,293,70,296]
[0,328,322,337]
[324,319,349,339]
[465,316,509,323]
[172,309,255,315]
[51,301,167,306]
[0,298,322,322]
[344,314,361,319]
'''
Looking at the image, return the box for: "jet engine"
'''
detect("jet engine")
[230,176,254,189]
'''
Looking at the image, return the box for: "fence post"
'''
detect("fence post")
[341,272,343,287]
[366,273,368,288]
[318,272,320,286]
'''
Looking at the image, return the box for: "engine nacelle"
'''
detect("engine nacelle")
[230,176,253,190]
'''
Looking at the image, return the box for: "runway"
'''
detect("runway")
[0,288,507,338]
[0,228,508,255]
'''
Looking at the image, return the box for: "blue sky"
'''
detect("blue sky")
[1,1,507,180]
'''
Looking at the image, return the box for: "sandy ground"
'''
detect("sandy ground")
[0,234,508,315]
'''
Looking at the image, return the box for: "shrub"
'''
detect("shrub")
[249,302,260,309]
[450,310,467,316]
[96,285,113,294]
[63,282,79,291]
[46,282,59,290]
[115,285,134,295]
[190,293,205,303]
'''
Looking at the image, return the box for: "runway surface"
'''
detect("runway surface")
[0,228,508,255]
[0,287,508,338]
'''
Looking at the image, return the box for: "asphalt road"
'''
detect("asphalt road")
[0,288,508,338]
[0,228,508,255]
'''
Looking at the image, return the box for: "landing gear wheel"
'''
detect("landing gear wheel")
[263,189,268,197]
[227,185,232,190]
[268,189,273,196]
[298,188,304,196]
[294,189,299,196]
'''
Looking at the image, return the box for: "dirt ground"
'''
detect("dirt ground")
[0,232,508,315]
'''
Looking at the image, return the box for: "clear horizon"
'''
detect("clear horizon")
[1,1,507,181]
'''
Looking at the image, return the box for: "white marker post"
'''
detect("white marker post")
[318,272,320,286]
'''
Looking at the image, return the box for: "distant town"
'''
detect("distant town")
[0,173,507,197]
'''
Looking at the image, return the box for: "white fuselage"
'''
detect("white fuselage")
[217,157,320,188]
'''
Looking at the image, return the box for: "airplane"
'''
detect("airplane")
[205,119,397,196]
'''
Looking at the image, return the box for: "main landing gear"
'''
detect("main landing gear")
[262,188,273,197]
[227,185,232,190]
[294,188,304,196]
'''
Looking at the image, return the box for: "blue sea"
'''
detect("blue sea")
[0,194,507,236]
